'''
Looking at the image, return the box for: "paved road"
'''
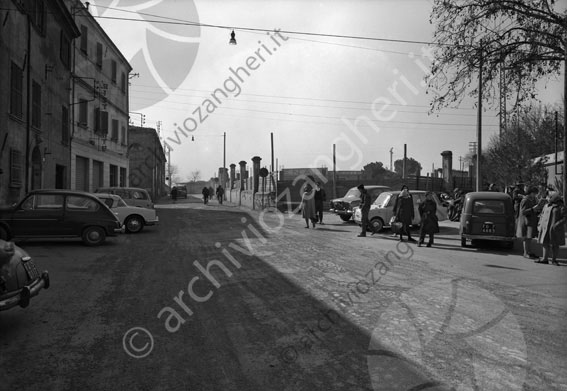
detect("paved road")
[1,197,565,390]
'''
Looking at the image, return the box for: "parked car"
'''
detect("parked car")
[330,185,391,221]
[459,191,515,248]
[0,239,49,311]
[353,190,448,232]
[95,187,154,209]
[0,189,123,246]
[172,186,188,199]
[95,193,159,233]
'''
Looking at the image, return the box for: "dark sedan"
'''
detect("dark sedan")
[0,189,123,246]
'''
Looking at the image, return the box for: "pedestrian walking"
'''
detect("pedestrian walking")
[202,187,210,205]
[536,193,565,266]
[216,186,225,205]
[418,191,439,247]
[357,184,373,237]
[393,185,416,242]
[171,186,178,202]
[517,186,546,259]
[314,182,326,224]
[208,186,214,200]
[300,184,317,228]
[512,183,525,220]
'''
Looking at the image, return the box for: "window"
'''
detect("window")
[111,119,118,141]
[94,108,108,134]
[78,99,88,126]
[80,25,88,54]
[66,196,99,211]
[22,194,64,210]
[30,0,45,33]
[10,149,23,187]
[119,167,126,187]
[473,200,506,215]
[120,72,126,93]
[31,80,41,128]
[10,62,23,118]
[109,165,118,186]
[61,106,69,145]
[111,60,117,83]
[60,31,71,69]
[96,42,103,68]
[121,126,126,145]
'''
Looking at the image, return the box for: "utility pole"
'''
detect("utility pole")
[333,144,337,198]
[403,144,407,180]
[563,53,566,198]
[389,147,393,171]
[476,44,483,192]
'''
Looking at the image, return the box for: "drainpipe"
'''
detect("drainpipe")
[24,11,31,194]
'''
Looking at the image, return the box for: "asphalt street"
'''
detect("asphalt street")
[0,196,565,391]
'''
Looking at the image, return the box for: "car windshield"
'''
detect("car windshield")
[343,188,360,198]
[373,192,391,207]
[473,200,506,214]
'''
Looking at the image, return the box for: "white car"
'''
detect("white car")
[95,193,159,233]
[354,190,448,232]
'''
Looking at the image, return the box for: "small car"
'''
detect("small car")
[95,193,159,233]
[0,189,123,246]
[172,186,188,199]
[353,190,448,232]
[330,185,391,221]
[459,191,515,248]
[95,187,154,209]
[0,239,49,311]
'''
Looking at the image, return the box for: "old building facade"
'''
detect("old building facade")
[65,0,132,192]
[0,0,80,204]
[128,126,166,201]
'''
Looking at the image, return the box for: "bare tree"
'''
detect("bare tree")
[190,170,201,182]
[167,164,181,185]
[428,0,565,113]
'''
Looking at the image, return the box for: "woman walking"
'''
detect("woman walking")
[418,192,439,247]
[393,185,416,242]
[536,193,565,266]
[301,184,317,229]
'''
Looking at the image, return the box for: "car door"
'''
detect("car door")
[10,194,65,236]
[64,195,103,234]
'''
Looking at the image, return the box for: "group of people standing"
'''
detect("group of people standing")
[514,184,565,266]
[300,182,327,228]
[302,183,439,248]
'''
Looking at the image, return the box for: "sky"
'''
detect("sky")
[87,0,564,183]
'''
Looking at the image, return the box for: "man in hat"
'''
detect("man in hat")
[517,186,546,259]
[357,184,372,237]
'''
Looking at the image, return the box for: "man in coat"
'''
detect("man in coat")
[357,184,372,237]
[314,182,326,224]
[418,192,439,247]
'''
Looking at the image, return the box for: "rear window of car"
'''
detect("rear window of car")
[473,200,506,214]
[131,190,148,200]
[66,196,100,211]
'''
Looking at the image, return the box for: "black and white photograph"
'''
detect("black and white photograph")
[0,0,566,390]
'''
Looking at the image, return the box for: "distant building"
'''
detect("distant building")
[0,0,80,205]
[65,0,132,192]
[533,151,564,191]
[128,126,166,201]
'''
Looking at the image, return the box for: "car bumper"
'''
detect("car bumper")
[0,271,50,311]
[113,226,125,235]
[329,209,353,215]
[145,216,159,226]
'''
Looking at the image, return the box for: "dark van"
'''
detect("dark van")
[459,192,515,248]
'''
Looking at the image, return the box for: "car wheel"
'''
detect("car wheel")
[125,215,144,233]
[0,226,10,241]
[340,214,352,222]
[461,236,467,247]
[370,218,384,233]
[82,226,106,246]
